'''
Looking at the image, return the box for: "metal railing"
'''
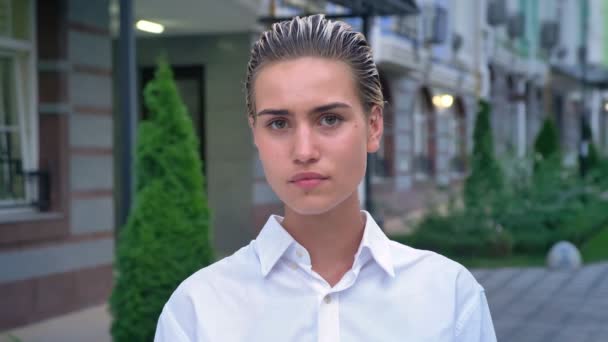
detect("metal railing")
[0,158,50,211]
[413,154,432,174]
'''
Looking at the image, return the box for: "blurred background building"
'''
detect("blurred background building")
[1,0,608,333]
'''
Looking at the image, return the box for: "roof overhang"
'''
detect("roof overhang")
[259,0,419,23]
[329,0,419,16]
[552,63,608,89]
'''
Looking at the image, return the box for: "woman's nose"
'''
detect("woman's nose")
[292,125,320,164]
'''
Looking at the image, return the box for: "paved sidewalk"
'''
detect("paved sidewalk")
[0,305,111,342]
[473,261,608,342]
[2,262,608,342]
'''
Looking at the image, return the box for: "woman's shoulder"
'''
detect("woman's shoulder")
[388,239,482,289]
[164,241,260,307]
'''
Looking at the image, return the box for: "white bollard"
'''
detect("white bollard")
[546,241,583,270]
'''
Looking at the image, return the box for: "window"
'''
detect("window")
[0,0,37,210]
[413,96,430,180]
[392,15,418,41]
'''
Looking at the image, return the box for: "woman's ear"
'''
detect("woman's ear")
[367,105,384,153]
[248,115,258,148]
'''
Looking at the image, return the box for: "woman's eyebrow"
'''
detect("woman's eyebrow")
[311,102,351,113]
[256,108,290,116]
[256,102,351,117]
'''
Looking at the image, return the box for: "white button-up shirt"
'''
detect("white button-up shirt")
[155,211,497,341]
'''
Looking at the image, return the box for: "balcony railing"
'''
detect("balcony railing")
[0,158,50,211]
[413,154,432,174]
[450,155,467,173]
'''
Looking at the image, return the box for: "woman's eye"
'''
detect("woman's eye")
[268,119,288,130]
[320,115,342,127]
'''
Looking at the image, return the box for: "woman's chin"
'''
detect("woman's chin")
[282,193,354,216]
[280,196,329,215]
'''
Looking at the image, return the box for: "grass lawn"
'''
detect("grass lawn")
[581,224,608,264]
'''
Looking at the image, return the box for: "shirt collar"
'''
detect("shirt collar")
[254,211,395,278]
[255,215,295,277]
[356,210,396,278]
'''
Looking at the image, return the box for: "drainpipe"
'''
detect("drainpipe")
[118,0,138,229]
[579,0,590,178]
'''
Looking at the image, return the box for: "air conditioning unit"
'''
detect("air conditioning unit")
[452,32,463,53]
[540,21,559,50]
[555,46,567,60]
[487,0,507,26]
[422,5,447,44]
[577,45,587,63]
[392,15,419,40]
[507,12,525,39]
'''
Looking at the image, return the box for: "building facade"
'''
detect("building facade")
[2,0,608,332]
[0,0,114,330]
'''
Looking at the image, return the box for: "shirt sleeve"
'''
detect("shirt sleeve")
[154,306,194,342]
[454,288,497,342]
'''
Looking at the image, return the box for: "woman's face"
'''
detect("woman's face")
[250,57,383,215]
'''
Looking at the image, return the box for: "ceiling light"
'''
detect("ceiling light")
[136,20,164,34]
[432,94,454,109]
[440,94,454,108]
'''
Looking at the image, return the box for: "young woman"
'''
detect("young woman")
[155,14,496,341]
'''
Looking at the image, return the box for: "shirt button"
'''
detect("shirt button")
[288,262,298,270]
[323,295,332,304]
[296,249,304,258]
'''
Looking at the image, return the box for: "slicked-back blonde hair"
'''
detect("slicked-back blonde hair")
[245,14,384,119]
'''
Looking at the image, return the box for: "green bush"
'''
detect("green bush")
[402,118,606,260]
[399,100,608,263]
[558,198,608,245]
[396,209,513,259]
[533,117,560,169]
[586,157,608,187]
[109,60,214,342]
[464,100,503,209]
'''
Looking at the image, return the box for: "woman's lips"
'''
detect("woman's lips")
[292,178,326,190]
[289,172,328,190]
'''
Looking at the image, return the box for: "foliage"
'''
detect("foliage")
[464,100,503,209]
[395,102,608,264]
[494,160,583,253]
[533,117,560,169]
[581,224,608,264]
[110,60,214,341]
[394,209,513,259]
[5,335,22,342]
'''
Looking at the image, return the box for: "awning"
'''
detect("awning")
[260,0,419,23]
[552,63,608,88]
[329,0,419,15]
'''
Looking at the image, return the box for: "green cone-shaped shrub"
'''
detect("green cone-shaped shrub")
[464,99,503,208]
[110,60,214,342]
[533,117,560,170]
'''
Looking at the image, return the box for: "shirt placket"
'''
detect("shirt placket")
[318,291,340,342]
[285,244,362,342]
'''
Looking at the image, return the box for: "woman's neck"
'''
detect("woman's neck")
[281,193,365,287]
